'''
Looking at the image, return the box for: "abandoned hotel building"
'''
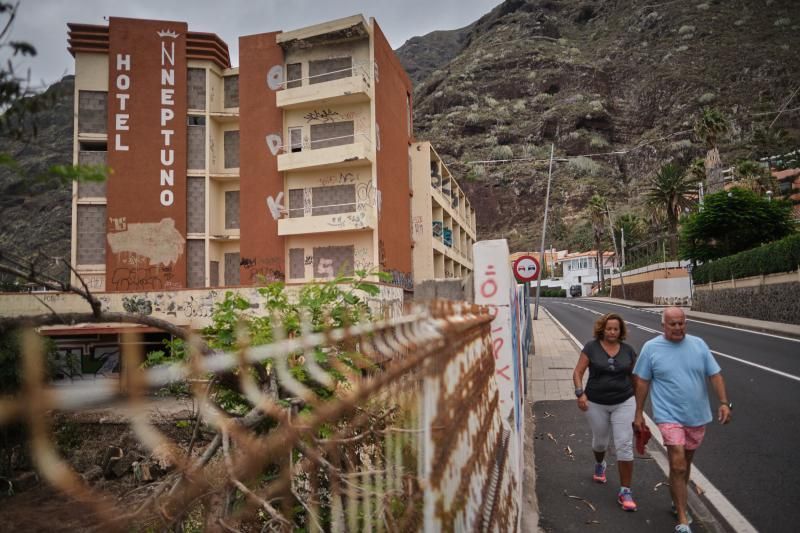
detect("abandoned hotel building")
[68,14,476,295]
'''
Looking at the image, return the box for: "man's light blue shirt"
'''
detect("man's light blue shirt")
[633,334,721,426]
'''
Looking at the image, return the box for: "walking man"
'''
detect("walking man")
[633,307,732,533]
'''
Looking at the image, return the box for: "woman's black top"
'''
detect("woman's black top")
[582,340,637,405]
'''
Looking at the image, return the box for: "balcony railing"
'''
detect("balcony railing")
[276,62,373,109]
[277,132,372,172]
[278,61,373,90]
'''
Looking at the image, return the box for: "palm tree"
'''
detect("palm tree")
[694,107,730,192]
[645,163,696,258]
[588,194,606,290]
[732,160,776,195]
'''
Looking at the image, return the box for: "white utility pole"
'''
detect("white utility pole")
[533,141,556,320]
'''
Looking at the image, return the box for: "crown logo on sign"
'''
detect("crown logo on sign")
[157,29,179,39]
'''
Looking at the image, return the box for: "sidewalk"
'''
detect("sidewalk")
[592,297,800,338]
[527,306,718,533]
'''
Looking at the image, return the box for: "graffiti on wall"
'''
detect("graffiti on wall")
[112,264,175,291]
[267,65,283,91]
[267,192,286,220]
[319,171,357,187]
[327,212,367,229]
[386,270,413,291]
[354,246,372,271]
[304,108,339,123]
[240,256,285,285]
[355,181,380,213]
[266,133,282,155]
[412,216,424,236]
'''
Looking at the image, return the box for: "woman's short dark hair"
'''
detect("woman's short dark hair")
[593,312,627,341]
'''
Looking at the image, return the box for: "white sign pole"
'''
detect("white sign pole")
[534,141,555,320]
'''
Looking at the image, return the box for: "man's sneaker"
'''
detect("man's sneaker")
[618,488,637,512]
[593,461,607,483]
[671,504,693,524]
[674,524,692,533]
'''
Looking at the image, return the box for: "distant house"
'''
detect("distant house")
[559,251,618,297]
[773,167,800,220]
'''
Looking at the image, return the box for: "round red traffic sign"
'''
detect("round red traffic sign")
[513,255,540,282]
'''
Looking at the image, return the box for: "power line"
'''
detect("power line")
[460,129,694,166]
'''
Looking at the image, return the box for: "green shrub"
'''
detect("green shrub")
[538,287,566,297]
[692,232,800,284]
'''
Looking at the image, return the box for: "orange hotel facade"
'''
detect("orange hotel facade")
[68,15,476,294]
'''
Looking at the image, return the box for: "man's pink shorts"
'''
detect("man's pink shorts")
[657,423,707,450]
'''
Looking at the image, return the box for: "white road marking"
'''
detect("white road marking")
[544,305,760,533]
[572,299,800,343]
[557,302,800,383]
[709,349,800,383]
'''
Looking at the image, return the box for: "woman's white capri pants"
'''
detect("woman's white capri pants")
[584,396,635,461]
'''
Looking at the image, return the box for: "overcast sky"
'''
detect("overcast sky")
[5,0,503,88]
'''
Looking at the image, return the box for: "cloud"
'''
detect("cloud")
[2,0,501,87]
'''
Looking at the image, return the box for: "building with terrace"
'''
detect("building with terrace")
[67,15,475,295]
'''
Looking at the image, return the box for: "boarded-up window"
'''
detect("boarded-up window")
[288,189,304,218]
[188,122,206,169]
[77,148,108,198]
[78,90,107,134]
[225,190,240,229]
[224,130,240,168]
[76,205,106,264]
[313,245,354,278]
[224,75,239,108]
[309,57,352,84]
[210,260,219,287]
[187,240,205,288]
[286,63,302,88]
[224,252,240,286]
[289,248,305,279]
[310,121,354,149]
[187,177,205,233]
[188,68,206,110]
[312,184,355,216]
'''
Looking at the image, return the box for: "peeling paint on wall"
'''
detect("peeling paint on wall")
[107,218,185,266]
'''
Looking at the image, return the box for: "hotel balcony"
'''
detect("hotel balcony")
[277,133,373,172]
[276,62,372,109]
[278,208,377,236]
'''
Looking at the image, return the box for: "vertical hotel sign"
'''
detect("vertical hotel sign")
[106,18,188,290]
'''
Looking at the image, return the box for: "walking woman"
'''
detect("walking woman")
[572,312,639,511]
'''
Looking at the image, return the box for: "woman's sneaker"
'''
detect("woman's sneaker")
[674,524,692,533]
[593,461,607,483]
[618,488,637,512]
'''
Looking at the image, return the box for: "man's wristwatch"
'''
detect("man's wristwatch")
[721,401,733,409]
[575,388,584,398]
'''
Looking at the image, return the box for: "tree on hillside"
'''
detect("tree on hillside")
[613,212,645,265]
[644,163,696,258]
[731,160,777,195]
[694,107,730,193]
[588,194,606,289]
[679,188,796,263]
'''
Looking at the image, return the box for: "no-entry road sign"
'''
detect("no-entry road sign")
[513,255,540,282]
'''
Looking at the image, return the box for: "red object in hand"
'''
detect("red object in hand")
[633,423,652,455]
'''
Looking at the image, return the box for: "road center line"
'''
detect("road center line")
[542,305,759,533]
[559,302,800,383]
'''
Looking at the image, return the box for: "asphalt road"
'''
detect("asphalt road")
[541,298,800,533]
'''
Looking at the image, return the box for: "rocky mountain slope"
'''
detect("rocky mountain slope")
[0,77,74,283]
[396,0,800,251]
[1,0,799,282]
